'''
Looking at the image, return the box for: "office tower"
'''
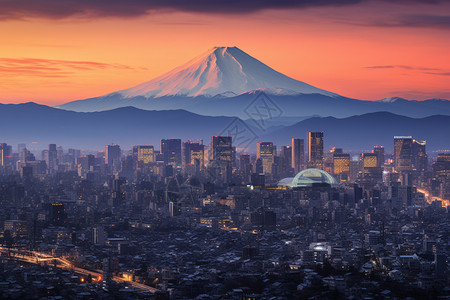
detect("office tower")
[182,141,204,167]
[136,145,155,164]
[239,154,252,180]
[325,147,342,174]
[412,139,427,173]
[280,146,293,177]
[361,153,378,169]
[210,136,233,183]
[433,153,450,176]
[433,154,450,200]
[333,153,350,181]
[373,146,384,168]
[394,136,413,172]
[291,138,305,173]
[43,144,58,174]
[256,142,276,175]
[359,153,383,186]
[211,136,233,162]
[307,132,324,169]
[105,144,121,172]
[161,139,182,166]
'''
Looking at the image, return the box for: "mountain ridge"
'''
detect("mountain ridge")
[0,103,448,152]
[54,47,450,118]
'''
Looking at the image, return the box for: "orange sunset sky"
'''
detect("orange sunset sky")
[1,0,450,105]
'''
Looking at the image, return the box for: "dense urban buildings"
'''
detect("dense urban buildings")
[0,132,448,299]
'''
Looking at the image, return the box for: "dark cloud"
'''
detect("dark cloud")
[0,57,144,78]
[346,14,450,29]
[0,0,448,20]
[366,65,440,71]
[366,65,450,77]
[425,71,450,76]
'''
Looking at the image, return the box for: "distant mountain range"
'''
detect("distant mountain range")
[0,103,235,150]
[55,47,450,119]
[262,112,450,152]
[0,103,448,151]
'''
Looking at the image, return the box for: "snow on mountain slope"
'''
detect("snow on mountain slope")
[111,46,338,98]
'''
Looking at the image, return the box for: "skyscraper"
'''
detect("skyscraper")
[333,153,350,181]
[182,141,204,167]
[412,139,427,174]
[280,145,293,177]
[257,142,276,174]
[161,139,182,166]
[46,144,58,174]
[394,136,413,172]
[291,138,305,173]
[239,154,252,180]
[136,145,155,164]
[211,136,233,162]
[373,146,385,168]
[210,136,233,183]
[105,144,121,171]
[361,153,378,169]
[307,132,324,169]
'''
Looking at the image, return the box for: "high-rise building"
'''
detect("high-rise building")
[291,138,305,174]
[280,146,293,177]
[373,146,385,168]
[361,153,378,169]
[105,144,121,167]
[136,145,155,164]
[412,139,427,174]
[211,136,233,162]
[210,136,233,183]
[161,139,182,166]
[333,153,350,181]
[182,141,204,167]
[256,142,276,174]
[394,136,413,172]
[44,144,58,174]
[291,138,305,173]
[307,132,324,169]
[433,153,450,200]
[239,154,252,180]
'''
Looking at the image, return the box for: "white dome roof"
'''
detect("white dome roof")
[278,168,338,188]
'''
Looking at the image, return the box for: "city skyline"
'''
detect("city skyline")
[0,1,449,298]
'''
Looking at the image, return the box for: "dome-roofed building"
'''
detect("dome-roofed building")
[278,168,338,188]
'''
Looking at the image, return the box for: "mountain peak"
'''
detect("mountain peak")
[110,46,337,99]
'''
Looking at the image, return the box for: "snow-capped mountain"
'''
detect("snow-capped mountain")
[109,46,337,98]
[56,47,450,118]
